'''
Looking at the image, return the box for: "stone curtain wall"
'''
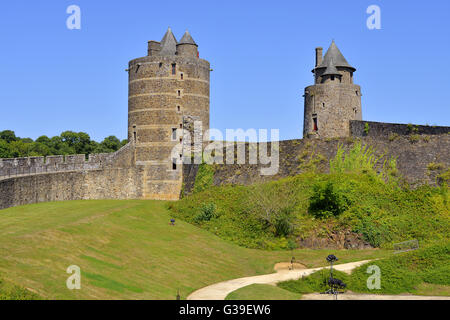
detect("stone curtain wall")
[0,143,141,210]
[350,120,450,137]
[183,134,450,195]
[0,142,135,179]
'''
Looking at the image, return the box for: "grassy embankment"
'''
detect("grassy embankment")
[0,200,387,299]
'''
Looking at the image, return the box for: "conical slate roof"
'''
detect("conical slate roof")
[317,40,355,71]
[322,58,341,76]
[178,30,198,46]
[160,27,177,55]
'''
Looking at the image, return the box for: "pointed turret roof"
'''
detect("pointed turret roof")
[317,40,355,71]
[178,30,198,46]
[322,58,341,76]
[160,27,177,55]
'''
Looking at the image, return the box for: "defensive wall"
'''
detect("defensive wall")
[183,129,450,195]
[1,123,449,210]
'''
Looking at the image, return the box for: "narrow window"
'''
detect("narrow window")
[313,117,318,131]
[177,90,181,97]
[172,63,176,75]
[132,125,137,143]
[172,128,177,141]
[179,123,182,129]
[322,103,325,108]
[159,62,163,68]
[180,73,184,80]
[331,75,335,81]
[172,159,177,170]
[177,105,181,112]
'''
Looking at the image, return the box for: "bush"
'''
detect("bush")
[309,180,350,218]
[194,203,217,222]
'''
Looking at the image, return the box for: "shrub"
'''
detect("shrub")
[364,123,370,135]
[388,133,399,142]
[309,180,350,218]
[409,134,420,143]
[194,203,217,222]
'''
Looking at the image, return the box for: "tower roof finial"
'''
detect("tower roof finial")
[160,27,177,55]
[178,30,198,46]
[317,40,355,71]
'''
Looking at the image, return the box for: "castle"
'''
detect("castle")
[303,41,362,139]
[0,29,448,210]
[127,27,210,200]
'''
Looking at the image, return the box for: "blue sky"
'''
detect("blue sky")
[0,0,449,141]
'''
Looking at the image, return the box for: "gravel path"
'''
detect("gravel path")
[187,260,372,300]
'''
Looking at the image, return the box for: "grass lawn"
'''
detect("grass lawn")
[0,200,390,299]
[225,284,301,300]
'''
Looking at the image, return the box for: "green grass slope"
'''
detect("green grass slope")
[0,200,386,300]
[278,242,450,297]
[225,284,301,300]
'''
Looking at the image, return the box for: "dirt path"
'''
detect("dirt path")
[187,260,371,300]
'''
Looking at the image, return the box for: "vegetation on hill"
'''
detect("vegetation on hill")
[169,142,449,250]
[0,130,127,158]
[278,242,450,296]
[0,200,387,299]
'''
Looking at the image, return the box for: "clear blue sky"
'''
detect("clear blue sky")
[0,0,449,141]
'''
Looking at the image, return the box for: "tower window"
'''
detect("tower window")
[172,63,176,75]
[322,103,325,108]
[159,62,163,68]
[177,105,181,112]
[132,125,137,143]
[331,75,335,81]
[180,73,184,80]
[172,159,177,170]
[171,128,177,141]
[177,90,181,96]
[313,117,318,131]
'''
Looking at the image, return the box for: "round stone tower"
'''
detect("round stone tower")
[303,41,362,138]
[127,28,210,200]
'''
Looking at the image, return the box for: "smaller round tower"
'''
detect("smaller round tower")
[303,41,362,138]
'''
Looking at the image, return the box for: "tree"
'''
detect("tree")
[0,130,17,143]
[0,139,12,158]
[100,135,121,152]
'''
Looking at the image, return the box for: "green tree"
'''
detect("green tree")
[0,130,17,143]
[0,139,12,158]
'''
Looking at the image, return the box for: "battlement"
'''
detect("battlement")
[0,143,133,180]
[350,120,450,138]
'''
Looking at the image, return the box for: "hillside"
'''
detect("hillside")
[171,143,449,250]
[0,200,387,300]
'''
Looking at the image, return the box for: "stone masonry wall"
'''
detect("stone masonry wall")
[0,142,141,210]
[183,134,450,195]
[350,120,450,138]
